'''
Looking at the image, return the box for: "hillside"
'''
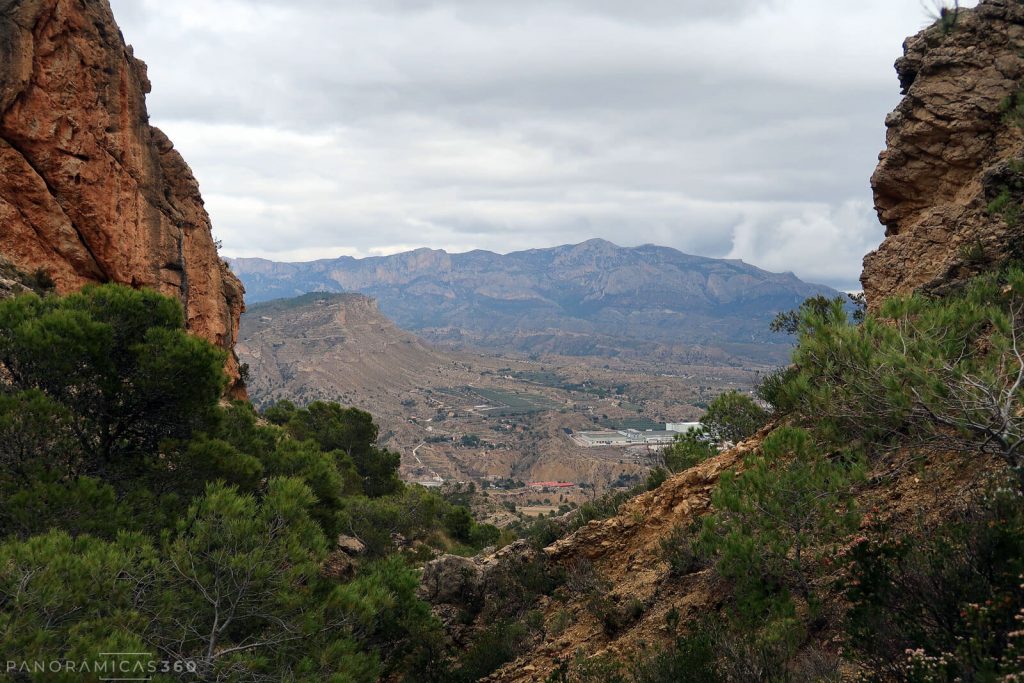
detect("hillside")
[239,292,462,410]
[229,240,839,365]
[238,293,761,497]
[420,3,1024,680]
[6,0,1024,680]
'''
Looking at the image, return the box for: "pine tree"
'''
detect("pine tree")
[701,427,863,603]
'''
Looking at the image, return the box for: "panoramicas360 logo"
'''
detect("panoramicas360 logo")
[5,652,198,680]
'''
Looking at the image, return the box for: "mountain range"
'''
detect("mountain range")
[229,239,839,365]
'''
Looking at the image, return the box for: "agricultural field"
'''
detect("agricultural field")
[468,387,561,416]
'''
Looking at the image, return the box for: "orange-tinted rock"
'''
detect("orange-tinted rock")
[0,0,245,395]
[863,0,1024,308]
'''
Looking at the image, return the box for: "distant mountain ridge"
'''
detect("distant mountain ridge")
[228,239,840,364]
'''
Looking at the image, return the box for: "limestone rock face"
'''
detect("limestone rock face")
[0,0,245,393]
[863,0,1024,307]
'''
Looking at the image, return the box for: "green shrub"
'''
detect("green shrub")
[341,486,448,556]
[586,593,644,637]
[959,239,989,265]
[564,558,607,595]
[658,521,706,577]
[987,186,1021,228]
[755,365,800,415]
[772,267,1024,483]
[663,428,716,473]
[445,505,474,542]
[840,485,1024,680]
[449,621,530,683]
[479,554,565,624]
[643,466,668,490]
[631,622,722,683]
[700,390,768,445]
[700,427,863,608]
[931,1,960,35]
[548,619,723,683]
[0,286,480,679]
[570,653,629,683]
[1001,89,1024,130]
[27,268,55,293]
[469,521,501,548]
[277,401,403,497]
[0,285,226,479]
[548,609,574,638]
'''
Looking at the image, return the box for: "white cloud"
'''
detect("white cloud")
[726,200,885,289]
[108,0,978,291]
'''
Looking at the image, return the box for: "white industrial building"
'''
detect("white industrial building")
[572,423,700,448]
[665,422,701,433]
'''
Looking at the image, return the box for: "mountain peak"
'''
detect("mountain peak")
[573,237,621,249]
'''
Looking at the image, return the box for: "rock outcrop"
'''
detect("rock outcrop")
[425,435,757,683]
[863,0,1024,307]
[420,540,543,647]
[0,254,41,299]
[0,0,245,392]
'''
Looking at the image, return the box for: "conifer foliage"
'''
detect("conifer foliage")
[0,285,480,681]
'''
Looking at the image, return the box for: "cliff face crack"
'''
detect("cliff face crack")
[177,227,189,317]
[0,131,108,281]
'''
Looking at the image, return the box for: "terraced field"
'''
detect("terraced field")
[469,387,561,416]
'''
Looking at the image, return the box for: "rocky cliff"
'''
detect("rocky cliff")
[0,0,245,392]
[863,0,1024,306]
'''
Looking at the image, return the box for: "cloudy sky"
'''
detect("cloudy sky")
[108,0,972,291]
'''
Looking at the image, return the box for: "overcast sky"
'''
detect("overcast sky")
[108,0,973,291]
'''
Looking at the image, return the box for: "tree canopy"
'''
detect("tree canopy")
[699,390,768,445]
[0,285,497,680]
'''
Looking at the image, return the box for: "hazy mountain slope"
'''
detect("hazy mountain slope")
[236,292,681,490]
[229,240,839,364]
[237,293,464,410]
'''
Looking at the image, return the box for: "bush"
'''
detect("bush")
[774,267,1024,482]
[840,485,1024,680]
[631,622,722,683]
[341,486,449,557]
[275,401,403,498]
[548,609,574,638]
[700,427,863,607]
[700,390,768,445]
[643,466,668,490]
[586,593,644,637]
[564,558,607,595]
[449,621,530,683]
[445,505,474,542]
[0,285,226,480]
[755,366,800,415]
[0,286,484,679]
[0,480,391,682]
[658,521,705,577]
[548,619,723,683]
[663,428,716,473]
